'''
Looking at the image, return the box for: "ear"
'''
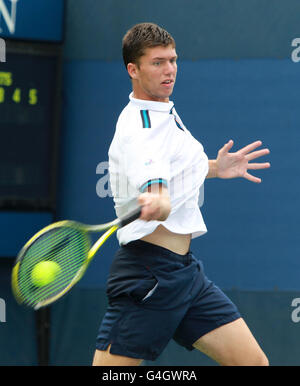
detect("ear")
[127,63,138,79]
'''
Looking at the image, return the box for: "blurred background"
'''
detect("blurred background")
[0,0,300,366]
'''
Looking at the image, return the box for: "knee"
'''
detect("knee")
[256,352,269,366]
[242,351,269,366]
[224,350,269,366]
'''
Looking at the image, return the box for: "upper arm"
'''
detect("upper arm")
[123,129,171,193]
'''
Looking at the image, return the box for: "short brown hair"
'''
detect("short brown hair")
[122,23,175,68]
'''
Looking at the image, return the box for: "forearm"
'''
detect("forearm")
[206,159,218,179]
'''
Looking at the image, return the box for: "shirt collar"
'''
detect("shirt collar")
[129,92,174,112]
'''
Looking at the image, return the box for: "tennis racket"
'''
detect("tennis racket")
[12,204,141,310]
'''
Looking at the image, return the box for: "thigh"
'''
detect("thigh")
[173,266,241,350]
[92,345,143,366]
[96,297,188,361]
[193,318,269,366]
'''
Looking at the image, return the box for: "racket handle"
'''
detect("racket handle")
[119,207,142,227]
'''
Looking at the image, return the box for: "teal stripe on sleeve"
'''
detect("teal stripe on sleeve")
[140,178,168,192]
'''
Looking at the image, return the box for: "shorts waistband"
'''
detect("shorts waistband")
[123,239,193,265]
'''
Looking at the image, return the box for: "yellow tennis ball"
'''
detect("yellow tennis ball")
[31,261,61,287]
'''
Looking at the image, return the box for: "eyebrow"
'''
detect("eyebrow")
[152,56,178,60]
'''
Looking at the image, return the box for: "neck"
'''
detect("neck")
[132,85,169,103]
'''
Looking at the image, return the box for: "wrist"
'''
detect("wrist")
[207,160,218,179]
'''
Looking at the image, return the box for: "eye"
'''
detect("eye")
[153,61,161,66]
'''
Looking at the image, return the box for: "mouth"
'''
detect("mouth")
[161,79,174,84]
[161,79,174,88]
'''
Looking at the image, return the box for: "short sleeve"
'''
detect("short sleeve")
[122,128,171,192]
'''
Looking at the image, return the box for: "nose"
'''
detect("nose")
[164,60,176,75]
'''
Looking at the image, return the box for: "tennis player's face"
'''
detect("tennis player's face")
[130,45,177,102]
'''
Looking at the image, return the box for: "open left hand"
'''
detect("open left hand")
[216,140,270,183]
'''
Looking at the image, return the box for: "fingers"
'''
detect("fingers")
[239,140,263,155]
[138,192,162,221]
[138,192,152,207]
[245,148,270,161]
[240,141,270,162]
[247,162,271,170]
[140,206,161,221]
[221,140,270,160]
[244,144,270,181]
[218,139,234,155]
[244,172,262,184]
[138,193,155,220]
[244,160,270,183]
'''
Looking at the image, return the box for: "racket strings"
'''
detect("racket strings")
[17,226,90,307]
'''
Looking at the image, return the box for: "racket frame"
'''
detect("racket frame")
[12,206,140,310]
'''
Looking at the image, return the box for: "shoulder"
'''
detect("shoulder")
[116,102,144,136]
[116,104,168,143]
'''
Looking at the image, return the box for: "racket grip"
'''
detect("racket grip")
[119,207,142,227]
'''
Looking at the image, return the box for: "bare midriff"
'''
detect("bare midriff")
[141,224,191,255]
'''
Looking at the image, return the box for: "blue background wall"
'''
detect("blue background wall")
[1,0,300,366]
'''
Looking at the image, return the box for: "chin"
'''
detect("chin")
[158,90,174,100]
[145,88,174,102]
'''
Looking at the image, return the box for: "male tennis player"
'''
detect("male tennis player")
[93,23,270,366]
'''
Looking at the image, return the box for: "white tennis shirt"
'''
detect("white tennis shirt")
[108,92,209,245]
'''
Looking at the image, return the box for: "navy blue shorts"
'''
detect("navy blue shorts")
[96,240,241,361]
